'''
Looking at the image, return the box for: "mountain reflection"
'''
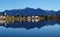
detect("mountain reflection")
[0,20,60,30]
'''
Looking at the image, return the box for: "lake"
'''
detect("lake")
[0,21,60,37]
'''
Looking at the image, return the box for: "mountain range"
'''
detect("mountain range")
[0,7,60,16]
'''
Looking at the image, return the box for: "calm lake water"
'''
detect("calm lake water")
[0,21,60,37]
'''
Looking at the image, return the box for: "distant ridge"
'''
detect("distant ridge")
[0,7,60,16]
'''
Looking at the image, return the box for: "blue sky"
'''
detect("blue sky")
[0,0,60,11]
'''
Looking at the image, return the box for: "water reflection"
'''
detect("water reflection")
[0,24,60,37]
[0,20,60,37]
[0,19,60,30]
